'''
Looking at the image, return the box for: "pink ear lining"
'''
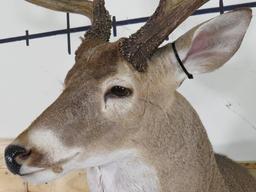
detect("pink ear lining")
[186,31,213,59]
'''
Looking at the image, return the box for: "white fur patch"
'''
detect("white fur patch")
[28,129,80,163]
[20,165,44,175]
[20,129,81,184]
[86,151,160,192]
[22,169,59,184]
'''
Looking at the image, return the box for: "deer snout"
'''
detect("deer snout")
[4,145,31,175]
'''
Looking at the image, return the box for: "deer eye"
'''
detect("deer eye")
[105,86,133,99]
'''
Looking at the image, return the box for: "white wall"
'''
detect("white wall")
[0,0,255,161]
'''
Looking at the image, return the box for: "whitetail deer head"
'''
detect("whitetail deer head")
[5,0,253,189]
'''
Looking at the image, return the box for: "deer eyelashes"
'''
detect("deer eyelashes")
[104,86,133,101]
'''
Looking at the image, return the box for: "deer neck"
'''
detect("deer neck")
[132,91,229,192]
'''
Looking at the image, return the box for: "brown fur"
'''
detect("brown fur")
[11,40,256,191]
[5,1,256,191]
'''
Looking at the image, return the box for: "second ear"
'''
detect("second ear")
[174,8,252,76]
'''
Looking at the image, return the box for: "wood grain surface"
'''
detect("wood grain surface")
[0,139,255,192]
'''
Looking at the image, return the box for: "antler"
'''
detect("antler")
[25,0,112,59]
[120,0,209,72]
[26,0,93,18]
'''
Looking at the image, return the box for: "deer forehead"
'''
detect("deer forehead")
[65,42,126,85]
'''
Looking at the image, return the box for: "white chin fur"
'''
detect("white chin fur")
[20,165,44,175]
[21,169,61,184]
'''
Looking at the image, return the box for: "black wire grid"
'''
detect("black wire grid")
[0,0,255,54]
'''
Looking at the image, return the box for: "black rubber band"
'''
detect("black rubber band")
[171,42,194,79]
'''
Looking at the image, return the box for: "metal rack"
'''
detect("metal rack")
[0,0,255,54]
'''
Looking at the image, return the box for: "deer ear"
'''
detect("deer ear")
[174,8,252,77]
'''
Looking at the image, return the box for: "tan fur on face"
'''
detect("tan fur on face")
[9,9,256,191]
[11,37,256,190]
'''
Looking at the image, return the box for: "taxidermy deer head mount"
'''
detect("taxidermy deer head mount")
[5,0,255,191]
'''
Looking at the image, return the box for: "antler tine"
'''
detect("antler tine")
[25,0,112,58]
[120,0,209,72]
[26,0,93,19]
